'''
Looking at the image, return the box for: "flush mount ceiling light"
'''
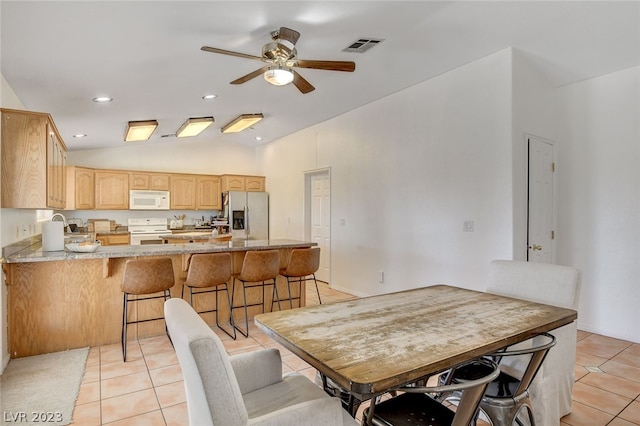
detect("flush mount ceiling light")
[124,120,158,142]
[221,114,264,134]
[176,117,214,138]
[263,66,294,86]
[92,96,113,103]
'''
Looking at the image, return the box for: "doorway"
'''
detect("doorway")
[527,136,555,263]
[304,168,331,283]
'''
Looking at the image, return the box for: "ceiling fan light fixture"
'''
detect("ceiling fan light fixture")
[124,120,158,142]
[221,114,264,133]
[176,117,214,138]
[264,66,294,86]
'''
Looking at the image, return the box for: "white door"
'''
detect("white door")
[309,171,331,283]
[527,136,555,263]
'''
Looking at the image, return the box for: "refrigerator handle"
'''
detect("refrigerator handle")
[244,205,249,237]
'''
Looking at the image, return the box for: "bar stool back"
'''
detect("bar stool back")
[230,249,280,337]
[280,247,322,308]
[121,257,175,361]
[181,252,235,339]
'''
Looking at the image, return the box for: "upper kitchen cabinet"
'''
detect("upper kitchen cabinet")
[221,174,265,192]
[1,108,67,208]
[95,170,129,209]
[129,172,170,191]
[196,175,222,210]
[170,174,197,210]
[66,166,95,210]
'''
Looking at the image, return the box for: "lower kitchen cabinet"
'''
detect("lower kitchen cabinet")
[96,233,130,246]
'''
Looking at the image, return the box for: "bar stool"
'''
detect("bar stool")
[181,252,236,339]
[230,249,281,337]
[279,247,322,308]
[121,257,175,361]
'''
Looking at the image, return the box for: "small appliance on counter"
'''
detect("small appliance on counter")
[42,213,67,251]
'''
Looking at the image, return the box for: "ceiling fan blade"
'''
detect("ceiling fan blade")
[230,66,270,85]
[201,46,263,61]
[292,59,356,72]
[292,70,315,94]
[278,27,301,46]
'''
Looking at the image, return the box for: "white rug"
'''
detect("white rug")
[0,347,89,426]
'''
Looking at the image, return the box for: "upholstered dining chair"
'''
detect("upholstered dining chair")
[165,298,357,426]
[486,260,581,426]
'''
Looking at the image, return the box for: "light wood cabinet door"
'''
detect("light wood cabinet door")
[66,166,95,210]
[170,174,197,210]
[96,233,130,246]
[221,175,245,191]
[1,109,67,208]
[196,175,221,210]
[129,173,150,190]
[47,122,67,209]
[221,174,265,192]
[95,171,129,209]
[130,172,170,190]
[149,173,170,190]
[245,176,265,192]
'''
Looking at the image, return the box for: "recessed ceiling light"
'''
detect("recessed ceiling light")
[202,94,217,100]
[255,136,263,141]
[73,134,87,138]
[92,96,113,103]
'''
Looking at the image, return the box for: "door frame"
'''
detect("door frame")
[526,134,556,263]
[304,167,331,283]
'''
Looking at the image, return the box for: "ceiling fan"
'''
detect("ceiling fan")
[201,27,356,94]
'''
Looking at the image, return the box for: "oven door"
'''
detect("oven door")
[129,233,164,245]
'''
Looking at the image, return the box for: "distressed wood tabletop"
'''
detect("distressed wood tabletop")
[255,284,577,399]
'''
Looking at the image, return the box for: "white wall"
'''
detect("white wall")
[68,138,259,176]
[556,66,640,342]
[511,49,558,260]
[260,49,515,297]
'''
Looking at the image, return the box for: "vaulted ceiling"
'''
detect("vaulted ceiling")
[1,1,638,151]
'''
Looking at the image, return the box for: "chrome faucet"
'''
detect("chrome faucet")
[51,213,68,230]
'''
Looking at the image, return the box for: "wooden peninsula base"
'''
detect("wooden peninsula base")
[3,239,314,358]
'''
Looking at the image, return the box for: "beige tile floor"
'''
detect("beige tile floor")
[73,282,640,425]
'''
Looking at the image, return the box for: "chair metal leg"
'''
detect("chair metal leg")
[287,277,295,309]
[215,284,236,339]
[121,293,128,361]
[312,274,322,304]
[272,278,282,311]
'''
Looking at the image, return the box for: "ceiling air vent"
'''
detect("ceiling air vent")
[342,38,383,53]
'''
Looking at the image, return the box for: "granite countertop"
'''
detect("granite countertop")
[159,232,231,240]
[3,238,316,264]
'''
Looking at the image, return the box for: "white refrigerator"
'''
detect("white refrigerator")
[223,191,269,240]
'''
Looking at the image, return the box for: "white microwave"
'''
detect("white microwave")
[129,190,170,210]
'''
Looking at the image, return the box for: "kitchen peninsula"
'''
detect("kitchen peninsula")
[2,239,315,358]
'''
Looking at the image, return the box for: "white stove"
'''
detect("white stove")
[127,218,169,245]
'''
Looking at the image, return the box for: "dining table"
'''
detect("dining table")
[254,284,577,418]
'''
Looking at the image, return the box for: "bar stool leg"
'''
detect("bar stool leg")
[271,278,282,312]
[121,293,128,361]
[312,274,322,304]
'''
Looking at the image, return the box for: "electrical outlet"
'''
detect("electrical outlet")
[379,270,385,284]
[463,220,474,232]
